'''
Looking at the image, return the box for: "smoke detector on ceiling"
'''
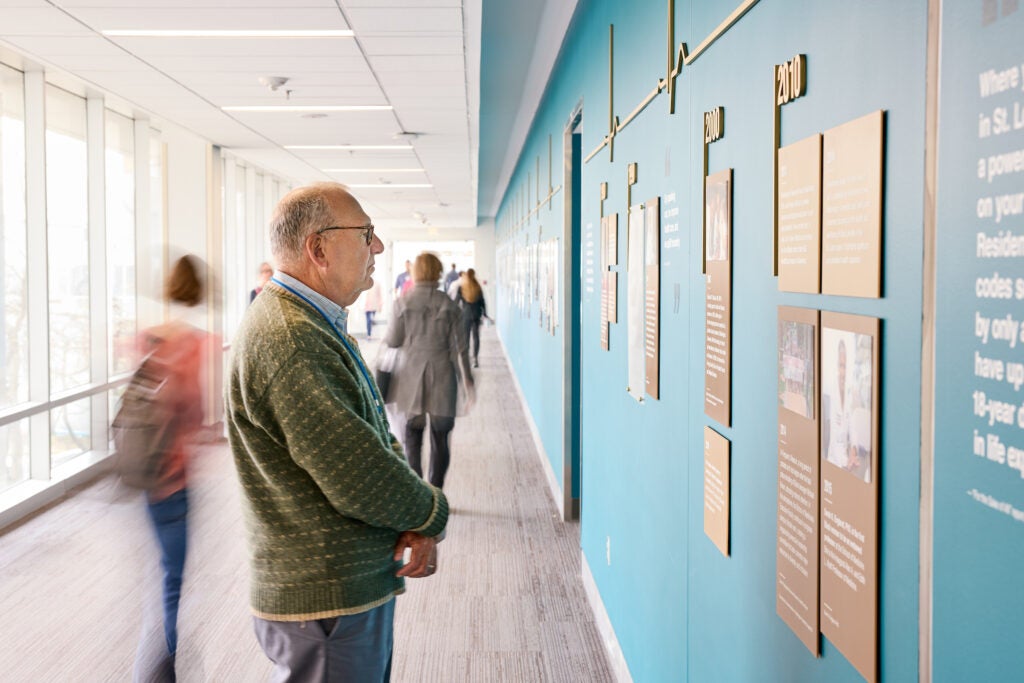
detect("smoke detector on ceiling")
[258,75,290,91]
[412,211,428,224]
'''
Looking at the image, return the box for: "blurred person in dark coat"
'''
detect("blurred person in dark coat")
[249,261,272,303]
[384,253,474,489]
[455,268,487,368]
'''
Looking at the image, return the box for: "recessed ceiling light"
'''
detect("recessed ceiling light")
[285,145,413,151]
[322,168,425,173]
[102,29,354,38]
[223,105,391,112]
[348,183,433,189]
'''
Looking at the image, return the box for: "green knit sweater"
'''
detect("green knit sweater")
[226,283,448,620]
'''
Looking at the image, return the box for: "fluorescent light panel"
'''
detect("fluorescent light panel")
[286,145,413,150]
[223,105,391,112]
[102,29,354,38]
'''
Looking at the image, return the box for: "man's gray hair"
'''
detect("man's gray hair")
[268,183,344,263]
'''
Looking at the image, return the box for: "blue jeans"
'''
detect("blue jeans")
[146,488,189,656]
[254,599,395,682]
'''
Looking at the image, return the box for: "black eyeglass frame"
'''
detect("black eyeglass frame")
[316,224,375,245]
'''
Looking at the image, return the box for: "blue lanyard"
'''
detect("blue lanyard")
[270,277,384,415]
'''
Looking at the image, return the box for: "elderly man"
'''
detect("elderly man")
[226,182,448,682]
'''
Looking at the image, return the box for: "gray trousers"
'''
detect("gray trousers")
[253,599,395,682]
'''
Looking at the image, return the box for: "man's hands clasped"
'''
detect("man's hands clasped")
[393,531,439,578]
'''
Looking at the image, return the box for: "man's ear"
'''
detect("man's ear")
[305,232,328,267]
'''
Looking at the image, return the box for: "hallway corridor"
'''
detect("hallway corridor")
[0,326,614,682]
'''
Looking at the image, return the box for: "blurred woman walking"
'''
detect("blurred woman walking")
[456,268,487,368]
[384,253,474,489]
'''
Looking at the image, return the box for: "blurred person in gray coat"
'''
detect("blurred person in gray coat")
[384,252,474,488]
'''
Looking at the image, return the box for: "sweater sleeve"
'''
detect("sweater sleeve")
[262,350,447,537]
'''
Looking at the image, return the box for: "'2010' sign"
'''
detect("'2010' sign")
[776,54,806,106]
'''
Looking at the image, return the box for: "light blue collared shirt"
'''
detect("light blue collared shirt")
[271,270,349,334]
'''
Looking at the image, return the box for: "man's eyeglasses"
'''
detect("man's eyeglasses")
[316,224,375,246]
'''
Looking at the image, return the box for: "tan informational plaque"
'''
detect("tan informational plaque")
[607,212,619,267]
[703,427,730,557]
[626,204,645,402]
[821,111,885,298]
[607,271,618,324]
[778,134,822,293]
[819,312,879,683]
[776,306,821,656]
[704,169,732,426]
[644,197,661,400]
[600,271,610,351]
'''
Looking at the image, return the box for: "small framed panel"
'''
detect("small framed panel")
[704,427,731,557]
[821,111,885,298]
[778,134,822,293]
[627,204,646,401]
[644,196,661,400]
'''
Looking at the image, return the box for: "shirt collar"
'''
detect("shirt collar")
[272,270,349,334]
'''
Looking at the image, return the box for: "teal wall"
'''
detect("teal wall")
[492,0,930,681]
[933,4,1024,682]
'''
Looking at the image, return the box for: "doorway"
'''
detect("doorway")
[562,105,582,521]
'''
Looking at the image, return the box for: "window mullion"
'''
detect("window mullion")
[23,69,50,480]
[86,96,107,451]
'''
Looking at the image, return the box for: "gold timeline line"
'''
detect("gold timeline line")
[585,0,761,163]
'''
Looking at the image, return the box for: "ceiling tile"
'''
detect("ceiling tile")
[1,35,126,57]
[369,54,464,72]
[359,35,463,57]
[0,8,95,34]
[109,36,362,59]
[347,8,462,33]
[71,7,350,31]
[342,0,462,7]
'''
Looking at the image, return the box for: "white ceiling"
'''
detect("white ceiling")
[0,0,483,230]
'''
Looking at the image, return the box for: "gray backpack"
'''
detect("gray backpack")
[110,350,179,490]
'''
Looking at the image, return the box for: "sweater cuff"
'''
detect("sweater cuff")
[411,486,449,538]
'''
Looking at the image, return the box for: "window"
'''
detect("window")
[50,398,90,467]
[0,420,30,492]
[0,63,28,411]
[106,110,135,375]
[150,135,165,247]
[46,85,90,394]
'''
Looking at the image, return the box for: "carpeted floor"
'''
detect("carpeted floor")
[0,325,614,682]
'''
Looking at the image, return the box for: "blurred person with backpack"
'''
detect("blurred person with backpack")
[126,255,209,681]
[455,268,487,368]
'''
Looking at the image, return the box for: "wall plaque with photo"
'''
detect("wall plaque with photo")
[704,169,732,426]
[776,306,821,656]
[819,311,879,683]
